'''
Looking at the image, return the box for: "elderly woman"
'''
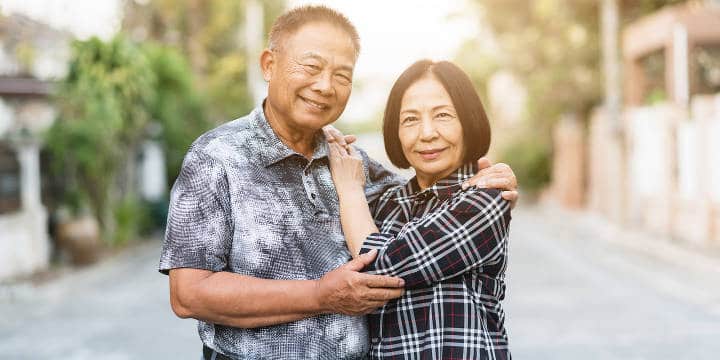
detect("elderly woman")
[328,60,512,359]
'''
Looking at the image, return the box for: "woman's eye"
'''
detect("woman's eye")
[401,117,418,125]
[436,112,452,119]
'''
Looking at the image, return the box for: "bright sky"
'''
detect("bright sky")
[0,0,481,123]
[290,0,479,122]
[0,0,121,39]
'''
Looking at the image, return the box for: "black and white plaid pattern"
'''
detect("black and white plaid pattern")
[159,105,403,359]
[360,163,512,359]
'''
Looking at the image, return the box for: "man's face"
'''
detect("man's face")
[263,22,356,132]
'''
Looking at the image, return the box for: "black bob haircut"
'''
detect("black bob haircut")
[383,59,491,169]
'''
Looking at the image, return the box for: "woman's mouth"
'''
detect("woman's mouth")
[417,148,446,160]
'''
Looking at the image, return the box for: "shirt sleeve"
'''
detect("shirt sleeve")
[359,188,511,289]
[158,147,233,275]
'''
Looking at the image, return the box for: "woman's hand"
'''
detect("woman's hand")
[328,141,366,195]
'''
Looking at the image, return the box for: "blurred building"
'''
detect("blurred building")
[550,1,720,247]
[0,13,70,280]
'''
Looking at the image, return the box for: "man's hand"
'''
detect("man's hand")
[316,250,404,315]
[323,125,357,150]
[463,157,519,208]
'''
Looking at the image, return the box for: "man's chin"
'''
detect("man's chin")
[295,112,337,129]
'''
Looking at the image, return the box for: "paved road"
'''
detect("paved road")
[1,205,719,359]
[505,206,720,359]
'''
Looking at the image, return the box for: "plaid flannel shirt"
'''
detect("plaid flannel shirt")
[359,163,512,360]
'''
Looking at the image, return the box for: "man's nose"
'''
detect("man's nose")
[310,71,333,96]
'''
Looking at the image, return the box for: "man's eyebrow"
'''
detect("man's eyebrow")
[300,52,327,63]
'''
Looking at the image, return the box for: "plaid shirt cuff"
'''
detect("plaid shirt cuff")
[359,232,393,255]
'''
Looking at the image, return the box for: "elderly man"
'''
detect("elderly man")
[159,5,518,360]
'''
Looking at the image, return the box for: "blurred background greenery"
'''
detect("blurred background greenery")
[0,0,707,251]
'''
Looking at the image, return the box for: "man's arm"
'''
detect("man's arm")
[162,146,404,329]
[169,250,405,329]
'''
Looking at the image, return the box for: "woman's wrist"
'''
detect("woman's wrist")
[335,182,365,197]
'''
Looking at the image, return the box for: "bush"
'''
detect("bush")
[499,138,552,194]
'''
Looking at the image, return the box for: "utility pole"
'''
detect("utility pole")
[244,0,266,107]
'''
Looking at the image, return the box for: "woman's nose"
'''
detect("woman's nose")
[419,118,438,140]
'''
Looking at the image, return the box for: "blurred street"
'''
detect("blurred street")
[1,205,719,359]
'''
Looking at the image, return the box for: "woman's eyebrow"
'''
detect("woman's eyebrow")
[431,105,455,112]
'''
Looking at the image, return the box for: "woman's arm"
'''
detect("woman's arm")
[328,142,380,258]
[361,188,511,289]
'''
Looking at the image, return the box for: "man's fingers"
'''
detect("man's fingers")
[477,157,493,170]
[364,287,404,301]
[342,249,377,272]
[463,173,518,191]
[359,273,405,288]
[501,190,519,209]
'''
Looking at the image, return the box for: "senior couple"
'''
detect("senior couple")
[160,5,516,360]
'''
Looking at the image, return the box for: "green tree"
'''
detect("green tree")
[123,0,285,122]
[47,35,209,244]
[142,43,210,183]
[462,0,685,193]
[47,36,156,242]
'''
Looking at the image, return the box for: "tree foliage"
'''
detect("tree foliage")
[462,0,686,193]
[47,36,156,242]
[47,36,209,244]
[123,0,285,122]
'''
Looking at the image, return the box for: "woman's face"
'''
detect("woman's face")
[398,75,465,187]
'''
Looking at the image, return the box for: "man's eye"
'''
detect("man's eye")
[336,74,352,84]
[304,64,321,71]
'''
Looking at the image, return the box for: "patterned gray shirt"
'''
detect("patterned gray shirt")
[159,105,403,359]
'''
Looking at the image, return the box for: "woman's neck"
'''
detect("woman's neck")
[416,167,456,191]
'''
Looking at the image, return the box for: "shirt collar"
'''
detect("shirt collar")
[252,102,329,167]
[399,162,478,203]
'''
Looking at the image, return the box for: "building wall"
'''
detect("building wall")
[575,92,720,246]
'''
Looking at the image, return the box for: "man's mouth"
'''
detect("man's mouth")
[299,95,329,111]
[416,148,446,160]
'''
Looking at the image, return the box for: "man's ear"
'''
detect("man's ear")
[260,49,274,82]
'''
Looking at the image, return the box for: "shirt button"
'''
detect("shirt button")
[311,193,316,200]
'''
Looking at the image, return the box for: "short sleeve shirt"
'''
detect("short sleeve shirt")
[159,105,403,359]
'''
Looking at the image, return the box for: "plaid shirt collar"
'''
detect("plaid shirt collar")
[251,103,329,168]
[400,162,478,203]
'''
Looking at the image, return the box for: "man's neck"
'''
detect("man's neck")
[264,102,317,159]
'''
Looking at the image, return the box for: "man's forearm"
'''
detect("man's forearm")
[170,269,324,328]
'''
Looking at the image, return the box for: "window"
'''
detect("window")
[0,143,20,214]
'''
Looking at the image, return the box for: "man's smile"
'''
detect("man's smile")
[298,95,330,111]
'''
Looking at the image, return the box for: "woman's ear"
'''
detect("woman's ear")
[260,49,274,82]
